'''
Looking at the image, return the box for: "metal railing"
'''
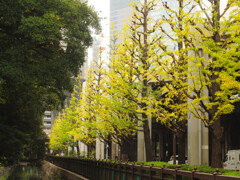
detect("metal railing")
[45,155,239,180]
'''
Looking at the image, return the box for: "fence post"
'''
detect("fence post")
[112,161,116,180]
[175,165,181,180]
[89,159,91,178]
[140,163,144,180]
[103,160,106,180]
[126,161,129,180]
[161,165,166,180]
[106,160,108,180]
[81,158,83,176]
[99,160,102,179]
[95,159,98,180]
[92,159,95,179]
[83,158,85,176]
[150,164,154,180]
[79,158,82,177]
[85,158,87,177]
[87,159,89,177]
[191,167,198,180]
[119,161,121,180]
[213,169,221,180]
[86,159,87,177]
[90,159,93,179]
[89,159,91,179]
[108,160,111,180]
[132,162,135,180]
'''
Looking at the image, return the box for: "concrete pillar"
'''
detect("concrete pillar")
[188,112,209,166]
[202,124,209,166]
[187,49,209,166]
[137,128,145,161]
[96,138,104,160]
[136,81,154,161]
[137,116,152,161]
[111,142,118,160]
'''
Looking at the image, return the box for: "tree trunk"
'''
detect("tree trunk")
[128,137,137,161]
[107,141,112,160]
[121,139,130,161]
[143,113,153,161]
[210,0,222,168]
[210,78,223,168]
[65,148,68,156]
[211,118,223,168]
[121,137,137,161]
[87,144,94,158]
[177,131,186,164]
[71,144,75,156]
[173,134,176,164]
[76,140,80,158]
[141,0,153,162]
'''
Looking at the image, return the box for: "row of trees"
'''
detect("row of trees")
[0,0,100,165]
[49,0,240,168]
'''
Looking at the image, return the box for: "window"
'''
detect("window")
[45,115,51,118]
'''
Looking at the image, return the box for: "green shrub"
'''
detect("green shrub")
[130,161,240,177]
[222,171,240,177]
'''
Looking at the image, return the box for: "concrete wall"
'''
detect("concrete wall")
[43,161,88,180]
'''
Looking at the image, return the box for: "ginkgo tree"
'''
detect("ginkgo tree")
[149,0,195,164]
[50,75,82,156]
[76,47,138,160]
[50,0,240,166]
[49,110,75,154]
[50,71,97,157]
[184,0,240,168]
[154,0,240,167]
[49,46,139,159]
[105,0,167,161]
[69,48,114,158]
[98,28,140,160]
[107,0,191,163]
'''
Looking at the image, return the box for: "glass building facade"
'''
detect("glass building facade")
[110,0,140,34]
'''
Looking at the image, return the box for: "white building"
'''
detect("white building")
[42,111,55,137]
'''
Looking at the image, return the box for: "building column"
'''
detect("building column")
[96,138,104,160]
[111,142,119,160]
[137,128,145,161]
[188,112,209,165]
[137,115,152,161]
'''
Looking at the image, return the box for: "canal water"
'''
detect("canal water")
[5,165,42,180]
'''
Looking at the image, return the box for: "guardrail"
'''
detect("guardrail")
[45,155,239,180]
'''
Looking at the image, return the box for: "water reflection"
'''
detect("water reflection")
[7,165,42,180]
